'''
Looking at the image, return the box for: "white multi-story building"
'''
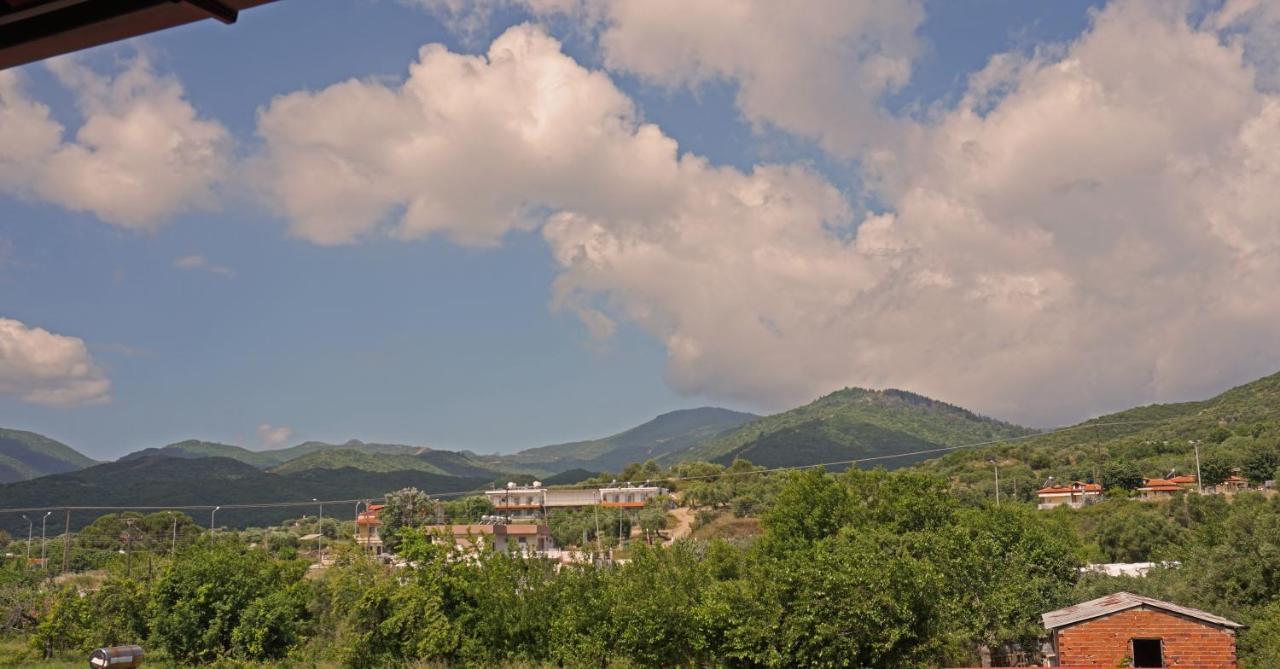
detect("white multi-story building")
[485,482,666,518]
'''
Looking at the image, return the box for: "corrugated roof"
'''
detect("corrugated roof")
[0,0,279,71]
[1042,592,1242,630]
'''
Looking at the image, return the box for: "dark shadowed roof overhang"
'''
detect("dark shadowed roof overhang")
[0,0,279,71]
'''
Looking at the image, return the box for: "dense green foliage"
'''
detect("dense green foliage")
[921,371,1280,497]
[270,449,454,475]
[679,388,1035,469]
[0,428,96,483]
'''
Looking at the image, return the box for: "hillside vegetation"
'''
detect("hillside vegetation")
[502,407,758,472]
[269,449,450,475]
[920,370,1280,497]
[0,455,489,534]
[676,388,1035,468]
[0,428,97,483]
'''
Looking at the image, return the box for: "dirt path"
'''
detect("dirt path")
[665,506,695,543]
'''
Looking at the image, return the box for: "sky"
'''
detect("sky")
[2,0,1279,460]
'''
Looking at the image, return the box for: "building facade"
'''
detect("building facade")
[1043,592,1240,668]
[1036,482,1103,510]
[485,483,666,518]
[430,523,555,556]
[355,503,385,555]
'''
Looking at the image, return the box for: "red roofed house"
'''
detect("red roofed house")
[355,504,386,555]
[1138,478,1185,501]
[1043,592,1241,668]
[1036,481,1103,510]
[1216,473,1251,493]
[1168,474,1199,491]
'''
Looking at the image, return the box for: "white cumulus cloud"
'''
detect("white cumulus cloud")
[0,58,231,230]
[407,0,923,156]
[0,317,110,407]
[257,3,1280,427]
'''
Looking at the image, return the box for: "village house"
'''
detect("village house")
[1042,592,1241,668]
[485,482,666,518]
[1168,474,1199,491]
[429,523,555,557]
[1137,478,1185,501]
[355,503,385,555]
[1036,481,1103,510]
[1216,473,1251,493]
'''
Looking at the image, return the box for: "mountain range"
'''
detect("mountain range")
[0,428,98,483]
[3,370,1279,528]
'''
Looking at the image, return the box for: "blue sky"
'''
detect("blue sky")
[4,0,1278,459]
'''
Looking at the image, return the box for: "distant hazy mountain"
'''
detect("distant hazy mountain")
[503,407,759,473]
[675,388,1035,469]
[0,428,97,483]
[0,455,489,534]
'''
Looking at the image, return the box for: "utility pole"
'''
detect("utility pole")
[210,506,220,533]
[124,518,135,578]
[61,510,69,574]
[171,513,178,556]
[21,515,30,566]
[313,498,323,562]
[39,511,51,571]
[989,459,1001,506]
[1192,440,1204,494]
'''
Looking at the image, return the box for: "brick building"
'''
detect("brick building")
[1043,592,1241,668]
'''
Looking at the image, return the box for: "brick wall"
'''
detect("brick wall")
[1056,607,1237,668]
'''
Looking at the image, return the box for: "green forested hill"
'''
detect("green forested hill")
[917,370,1280,496]
[0,428,97,483]
[504,407,758,473]
[673,388,1035,468]
[119,439,285,468]
[269,449,450,475]
[0,455,490,534]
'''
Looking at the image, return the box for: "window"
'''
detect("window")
[1132,638,1163,667]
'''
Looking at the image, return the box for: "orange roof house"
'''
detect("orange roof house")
[1137,478,1184,501]
[1036,481,1103,510]
[355,504,385,554]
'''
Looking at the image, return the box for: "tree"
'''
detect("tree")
[443,495,494,523]
[1200,454,1234,487]
[762,468,850,548]
[380,487,433,553]
[149,539,309,663]
[638,503,669,538]
[1242,445,1280,485]
[1102,460,1144,490]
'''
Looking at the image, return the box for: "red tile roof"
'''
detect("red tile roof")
[1139,478,1184,492]
[1036,481,1102,495]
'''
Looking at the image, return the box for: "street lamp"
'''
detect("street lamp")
[210,506,220,533]
[20,515,31,564]
[1191,440,1204,494]
[313,498,323,560]
[989,459,1001,506]
[39,511,51,568]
